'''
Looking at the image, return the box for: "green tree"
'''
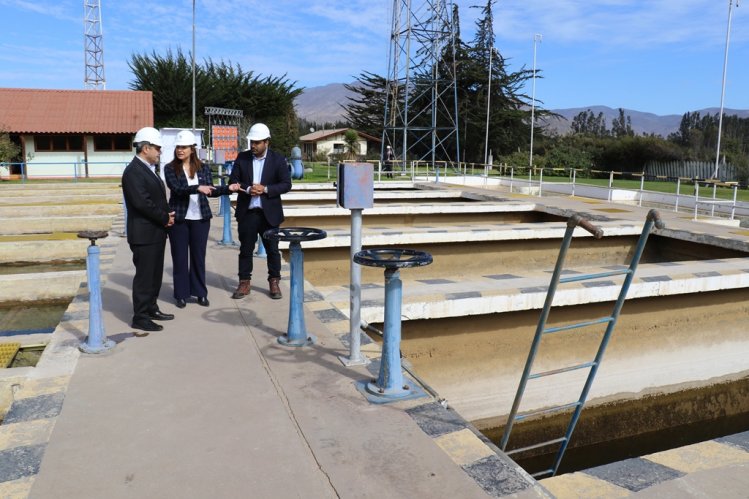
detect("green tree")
[128,49,302,155]
[571,109,608,137]
[343,129,360,159]
[342,71,388,138]
[611,108,634,138]
[0,130,20,163]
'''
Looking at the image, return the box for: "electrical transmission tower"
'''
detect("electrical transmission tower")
[382,0,460,169]
[84,0,106,89]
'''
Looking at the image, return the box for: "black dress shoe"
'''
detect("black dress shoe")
[196,297,210,307]
[175,299,187,309]
[149,310,175,321]
[131,319,163,332]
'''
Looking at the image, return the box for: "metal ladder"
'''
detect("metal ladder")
[499,209,664,478]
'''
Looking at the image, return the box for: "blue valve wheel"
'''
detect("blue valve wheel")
[264,227,327,242]
[354,248,433,269]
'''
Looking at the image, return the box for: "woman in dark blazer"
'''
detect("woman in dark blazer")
[163,130,238,308]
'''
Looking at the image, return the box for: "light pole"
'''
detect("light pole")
[529,34,542,176]
[713,0,738,180]
[483,46,495,170]
[191,0,196,133]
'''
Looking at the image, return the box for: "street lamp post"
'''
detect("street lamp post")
[192,0,196,133]
[713,0,738,180]
[483,46,494,171]
[529,34,542,177]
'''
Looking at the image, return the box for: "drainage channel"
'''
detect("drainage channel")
[479,376,749,476]
[0,298,69,337]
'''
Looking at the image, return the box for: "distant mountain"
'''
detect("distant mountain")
[294,83,354,125]
[294,83,749,137]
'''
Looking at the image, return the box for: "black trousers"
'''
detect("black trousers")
[237,209,281,281]
[130,239,166,322]
[168,219,210,300]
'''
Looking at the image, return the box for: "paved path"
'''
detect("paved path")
[23,220,544,498]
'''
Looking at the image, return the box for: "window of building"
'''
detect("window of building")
[94,134,132,151]
[34,134,84,152]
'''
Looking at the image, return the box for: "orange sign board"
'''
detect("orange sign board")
[212,125,239,161]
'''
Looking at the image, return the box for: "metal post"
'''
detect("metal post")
[713,0,738,179]
[484,46,493,168]
[278,241,315,346]
[255,235,266,257]
[367,268,408,397]
[571,169,576,198]
[639,173,645,207]
[341,209,368,366]
[79,239,115,354]
[218,192,236,246]
[529,34,542,172]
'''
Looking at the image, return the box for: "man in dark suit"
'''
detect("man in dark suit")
[121,127,176,332]
[229,123,292,300]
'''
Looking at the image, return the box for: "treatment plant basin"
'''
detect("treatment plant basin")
[281,181,749,476]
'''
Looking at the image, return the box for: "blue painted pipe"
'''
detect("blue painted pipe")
[255,235,267,258]
[79,241,115,354]
[367,268,409,397]
[278,241,315,346]
[218,191,236,246]
[290,146,304,180]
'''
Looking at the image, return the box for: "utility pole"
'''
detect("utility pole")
[529,34,542,173]
[713,0,738,180]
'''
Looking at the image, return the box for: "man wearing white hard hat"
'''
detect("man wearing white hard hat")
[121,127,176,333]
[228,123,292,299]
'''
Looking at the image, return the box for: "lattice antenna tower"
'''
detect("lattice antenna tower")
[382,0,459,166]
[84,0,106,89]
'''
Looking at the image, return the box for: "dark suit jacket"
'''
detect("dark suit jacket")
[121,156,171,245]
[163,162,229,222]
[229,148,291,226]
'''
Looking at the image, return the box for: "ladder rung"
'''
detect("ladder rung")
[506,437,567,456]
[531,469,554,479]
[543,317,613,334]
[514,401,581,422]
[529,361,596,379]
[560,268,631,284]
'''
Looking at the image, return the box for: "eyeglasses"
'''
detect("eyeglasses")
[149,144,162,152]
[175,145,191,150]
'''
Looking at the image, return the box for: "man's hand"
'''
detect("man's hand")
[228,183,241,192]
[250,183,265,196]
[166,211,176,227]
[198,185,215,195]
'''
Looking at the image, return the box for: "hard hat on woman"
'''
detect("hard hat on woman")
[175,130,197,147]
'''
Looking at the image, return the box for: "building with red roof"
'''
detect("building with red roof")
[0,88,153,178]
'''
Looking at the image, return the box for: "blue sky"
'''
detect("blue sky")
[1,0,747,116]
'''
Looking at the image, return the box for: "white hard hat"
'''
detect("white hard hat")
[133,127,163,147]
[175,130,196,147]
[246,123,271,142]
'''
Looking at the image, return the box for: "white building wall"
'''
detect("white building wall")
[21,135,135,178]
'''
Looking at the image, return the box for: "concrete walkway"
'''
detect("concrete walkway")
[21,219,545,499]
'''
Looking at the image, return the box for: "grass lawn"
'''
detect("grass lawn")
[3,163,747,203]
